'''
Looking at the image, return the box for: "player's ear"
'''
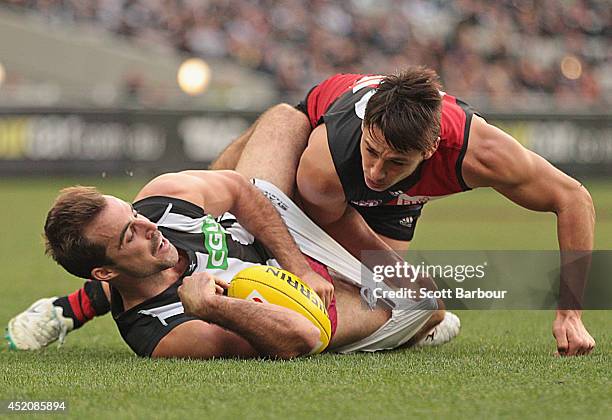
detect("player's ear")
[423,137,440,160]
[91,266,119,282]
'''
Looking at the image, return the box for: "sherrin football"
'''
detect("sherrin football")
[229,265,331,354]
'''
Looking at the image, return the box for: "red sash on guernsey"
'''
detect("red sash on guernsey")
[304,73,473,200]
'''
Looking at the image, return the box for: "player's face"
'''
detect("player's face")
[360,125,427,191]
[86,196,179,278]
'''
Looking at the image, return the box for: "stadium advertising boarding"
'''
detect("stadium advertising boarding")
[0,110,609,176]
[0,110,251,175]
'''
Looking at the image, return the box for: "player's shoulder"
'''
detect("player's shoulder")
[135,172,198,203]
[436,92,479,149]
[462,115,534,187]
[134,170,246,212]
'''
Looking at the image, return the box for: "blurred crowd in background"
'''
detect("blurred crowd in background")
[3,0,611,110]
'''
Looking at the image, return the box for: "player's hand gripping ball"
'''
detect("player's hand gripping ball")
[229,266,331,354]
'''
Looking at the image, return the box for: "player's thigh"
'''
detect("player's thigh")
[235,104,311,197]
[329,279,390,349]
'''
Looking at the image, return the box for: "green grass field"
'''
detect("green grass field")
[0,177,610,419]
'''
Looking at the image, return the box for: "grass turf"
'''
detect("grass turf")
[0,177,610,419]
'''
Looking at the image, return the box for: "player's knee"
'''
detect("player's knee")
[265,103,310,130]
[268,102,298,115]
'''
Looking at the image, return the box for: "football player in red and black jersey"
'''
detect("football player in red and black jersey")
[214,67,596,357]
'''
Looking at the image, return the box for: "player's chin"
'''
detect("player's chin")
[364,177,389,191]
[162,246,179,266]
[153,245,179,269]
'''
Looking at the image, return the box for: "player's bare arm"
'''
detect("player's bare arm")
[151,320,258,359]
[153,272,319,359]
[462,115,596,356]
[137,170,334,307]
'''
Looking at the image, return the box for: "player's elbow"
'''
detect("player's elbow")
[564,184,594,216]
[577,186,596,225]
[275,321,321,359]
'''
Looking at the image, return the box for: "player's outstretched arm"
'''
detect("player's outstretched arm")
[462,116,596,356]
[152,272,320,359]
[136,170,334,308]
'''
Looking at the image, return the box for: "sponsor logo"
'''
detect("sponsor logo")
[350,199,383,207]
[202,215,228,269]
[396,194,430,205]
[264,267,327,315]
[399,216,414,227]
[388,190,404,197]
[246,290,268,304]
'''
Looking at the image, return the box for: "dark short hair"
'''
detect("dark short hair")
[44,186,114,279]
[363,67,442,153]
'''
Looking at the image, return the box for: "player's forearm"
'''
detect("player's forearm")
[199,295,318,358]
[232,182,312,277]
[555,188,595,312]
[556,187,595,252]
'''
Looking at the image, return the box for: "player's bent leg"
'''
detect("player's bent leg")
[5,281,111,350]
[329,280,438,353]
[234,103,311,197]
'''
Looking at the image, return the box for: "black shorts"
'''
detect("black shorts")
[352,203,424,242]
[294,84,321,126]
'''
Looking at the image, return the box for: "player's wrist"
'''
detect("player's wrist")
[193,294,224,321]
[555,309,582,320]
[287,261,314,279]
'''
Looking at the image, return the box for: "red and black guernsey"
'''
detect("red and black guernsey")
[297,73,476,241]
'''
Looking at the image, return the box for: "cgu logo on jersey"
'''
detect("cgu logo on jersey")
[389,194,430,206]
[202,215,229,269]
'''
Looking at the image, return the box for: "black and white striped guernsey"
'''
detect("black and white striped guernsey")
[110,195,276,357]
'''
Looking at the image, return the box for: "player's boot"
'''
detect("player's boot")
[5,297,74,350]
[415,311,460,347]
